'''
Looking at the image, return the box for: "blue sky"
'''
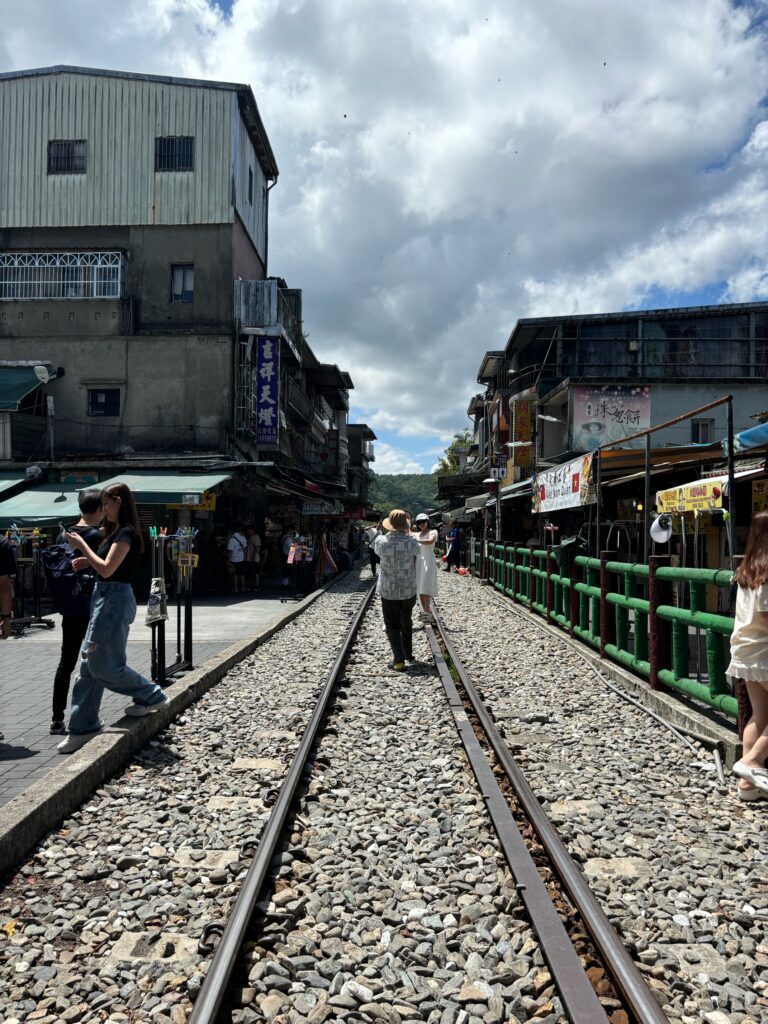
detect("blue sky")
[3,1,768,472]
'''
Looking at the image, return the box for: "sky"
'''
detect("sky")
[3,0,768,472]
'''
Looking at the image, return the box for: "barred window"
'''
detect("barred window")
[47,139,87,175]
[0,251,123,300]
[155,136,195,172]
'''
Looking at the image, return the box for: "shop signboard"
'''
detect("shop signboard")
[491,452,507,480]
[534,453,595,513]
[253,335,281,448]
[511,399,532,469]
[303,499,333,515]
[656,479,723,514]
[571,385,651,451]
[752,479,768,513]
[168,491,217,512]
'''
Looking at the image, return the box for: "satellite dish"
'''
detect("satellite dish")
[34,365,51,384]
[650,514,673,544]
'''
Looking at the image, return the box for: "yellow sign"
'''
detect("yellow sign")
[657,480,723,514]
[177,553,199,568]
[752,479,768,513]
[167,492,216,512]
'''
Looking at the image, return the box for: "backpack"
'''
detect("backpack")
[41,530,99,616]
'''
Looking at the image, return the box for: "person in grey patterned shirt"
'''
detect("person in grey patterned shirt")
[373,509,419,670]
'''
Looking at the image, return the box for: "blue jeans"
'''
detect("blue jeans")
[67,582,166,735]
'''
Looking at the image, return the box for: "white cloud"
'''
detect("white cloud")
[371,441,425,475]
[4,0,768,450]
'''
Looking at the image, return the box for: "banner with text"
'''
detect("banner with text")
[534,453,595,513]
[253,336,281,448]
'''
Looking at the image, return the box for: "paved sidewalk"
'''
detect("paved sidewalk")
[0,583,314,807]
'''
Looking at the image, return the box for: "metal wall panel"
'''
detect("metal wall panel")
[0,72,233,227]
[232,93,268,262]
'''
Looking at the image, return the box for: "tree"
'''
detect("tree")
[437,429,473,475]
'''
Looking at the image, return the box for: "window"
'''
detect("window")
[170,264,194,303]
[88,389,120,417]
[47,139,87,175]
[154,136,195,172]
[248,167,253,205]
[0,251,122,300]
[691,418,715,444]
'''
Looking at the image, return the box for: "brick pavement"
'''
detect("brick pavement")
[0,583,311,807]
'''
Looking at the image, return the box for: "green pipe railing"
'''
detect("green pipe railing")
[486,543,737,720]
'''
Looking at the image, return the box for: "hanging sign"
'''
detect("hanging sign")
[534,453,595,513]
[656,480,723,514]
[253,335,281,448]
[752,479,768,513]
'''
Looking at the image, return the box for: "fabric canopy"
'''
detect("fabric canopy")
[96,471,232,504]
[0,484,83,528]
[732,422,768,453]
[0,473,26,498]
[464,494,489,511]
[0,367,43,411]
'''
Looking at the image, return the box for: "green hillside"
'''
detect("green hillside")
[367,472,438,517]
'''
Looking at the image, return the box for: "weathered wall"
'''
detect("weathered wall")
[232,216,265,282]
[0,72,232,227]
[0,334,232,453]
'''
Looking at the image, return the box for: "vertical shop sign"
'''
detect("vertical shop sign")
[254,336,280,448]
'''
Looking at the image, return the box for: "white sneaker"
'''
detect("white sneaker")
[125,693,170,717]
[58,730,101,754]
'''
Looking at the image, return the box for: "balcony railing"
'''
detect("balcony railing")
[0,251,123,300]
[314,394,334,427]
[363,441,375,462]
[286,377,312,421]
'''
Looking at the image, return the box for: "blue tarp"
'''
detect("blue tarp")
[730,422,768,453]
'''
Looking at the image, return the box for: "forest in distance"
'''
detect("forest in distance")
[367,472,438,518]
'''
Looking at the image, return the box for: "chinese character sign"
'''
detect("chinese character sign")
[533,453,595,513]
[254,336,280,447]
[571,385,651,451]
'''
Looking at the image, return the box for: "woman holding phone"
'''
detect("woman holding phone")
[57,482,169,753]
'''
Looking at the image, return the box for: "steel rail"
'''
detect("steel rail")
[188,580,377,1024]
[430,606,668,1024]
[424,626,610,1024]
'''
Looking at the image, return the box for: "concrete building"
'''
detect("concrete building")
[0,64,277,460]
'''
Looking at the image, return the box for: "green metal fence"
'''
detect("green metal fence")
[486,543,737,720]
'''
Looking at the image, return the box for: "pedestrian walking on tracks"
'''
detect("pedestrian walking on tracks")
[57,482,168,754]
[414,513,438,621]
[48,488,104,735]
[365,518,384,577]
[374,509,418,672]
[444,519,462,572]
[727,511,768,800]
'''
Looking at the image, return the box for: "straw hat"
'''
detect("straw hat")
[382,509,410,532]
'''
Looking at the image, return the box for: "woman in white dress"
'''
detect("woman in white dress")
[414,513,438,620]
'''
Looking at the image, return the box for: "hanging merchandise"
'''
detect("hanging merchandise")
[145,576,168,625]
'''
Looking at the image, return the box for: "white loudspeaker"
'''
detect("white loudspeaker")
[33,364,51,383]
[650,514,673,544]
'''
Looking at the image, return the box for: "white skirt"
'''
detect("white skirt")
[726,661,768,683]
[416,543,438,598]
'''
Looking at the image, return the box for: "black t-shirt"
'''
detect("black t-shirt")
[0,535,17,578]
[97,525,142,583]
[58,524,102,551]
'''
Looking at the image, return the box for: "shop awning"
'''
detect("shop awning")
[465,493,489,511]
[501,479,534,502]
[0,472,26,498]
[96,471,232,505]
[0,484,83,528]
[0,367,43,411]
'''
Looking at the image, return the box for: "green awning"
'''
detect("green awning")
[0,484,83,528]
[0,473,26,498]
[96,471,233,505]
[0,368,43,411]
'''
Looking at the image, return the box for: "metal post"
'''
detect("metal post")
[595,450,601,560]
[726,396,736,568]
[643,432,651,565]
[599,550,618,658]
[649,555,672,690]
[545,544,554,623]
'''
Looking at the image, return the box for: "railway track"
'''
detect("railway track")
[0,570,672,1023]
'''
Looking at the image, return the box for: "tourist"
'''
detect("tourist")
[365,518,384,577]
[727,511,768,800]
[49,489,104,735]
[245,526,262,592]
[0,531,17,742]
[226,523,248,594]
[57,482,169,754]
[414,513,438,621]
[445,519,462,572]
[374,509,419,671]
